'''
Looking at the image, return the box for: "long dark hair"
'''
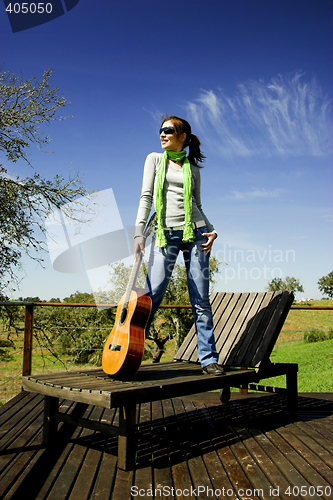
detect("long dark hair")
[161,115,205,167]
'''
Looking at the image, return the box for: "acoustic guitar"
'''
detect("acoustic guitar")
[102,214,156,379]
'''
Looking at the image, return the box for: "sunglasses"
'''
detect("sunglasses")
[159,126,175,135]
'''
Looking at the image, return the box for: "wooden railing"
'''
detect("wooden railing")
[0,301,193,377]
[0,301,332,379]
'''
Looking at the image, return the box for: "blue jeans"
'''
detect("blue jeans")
[145,226,219,368]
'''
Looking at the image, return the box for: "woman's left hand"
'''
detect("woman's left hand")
[201,232,217,256]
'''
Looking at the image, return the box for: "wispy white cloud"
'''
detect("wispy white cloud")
[320,214,333,223]
[228,188,284,201]
[143,107,163,124]
[185,72,333,158]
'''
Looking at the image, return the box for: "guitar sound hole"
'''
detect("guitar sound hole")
[120,308,127,323]
[109,344,122,351]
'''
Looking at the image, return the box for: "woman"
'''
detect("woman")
[133,115,224,375]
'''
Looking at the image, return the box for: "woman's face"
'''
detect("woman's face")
[160,120,186,152]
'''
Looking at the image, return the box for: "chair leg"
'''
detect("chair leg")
[117,404,136,470]
[43,396,59,444]
[220,386,231,404]
[286,368,298,414]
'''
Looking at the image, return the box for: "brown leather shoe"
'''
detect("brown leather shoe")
[202,363,225,375]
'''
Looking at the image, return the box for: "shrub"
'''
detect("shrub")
[304,329,333,343]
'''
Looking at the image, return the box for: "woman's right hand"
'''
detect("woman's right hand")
[133,236,145,260]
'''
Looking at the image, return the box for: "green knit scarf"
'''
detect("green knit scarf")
[155,150,194,248]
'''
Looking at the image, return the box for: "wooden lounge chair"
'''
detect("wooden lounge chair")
[22,291,298,470]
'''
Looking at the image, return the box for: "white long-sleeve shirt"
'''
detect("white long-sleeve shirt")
[135,152,215,237]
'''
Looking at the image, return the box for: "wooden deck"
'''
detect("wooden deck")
[1,391,332,500]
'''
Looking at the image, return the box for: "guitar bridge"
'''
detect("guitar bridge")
[109,344,122,351]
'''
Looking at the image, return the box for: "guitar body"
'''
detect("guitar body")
[102,289,152,379]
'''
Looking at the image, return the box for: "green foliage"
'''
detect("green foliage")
[0,68,67,164]
[266,276,304,295]
[0,68,89,296]
[0,292,115,366]
[37,292,115,365]
[104,262,146,303]
[317,271,333,299]
[303,329,333,343]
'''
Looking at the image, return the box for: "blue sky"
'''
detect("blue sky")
[1,0,332,301]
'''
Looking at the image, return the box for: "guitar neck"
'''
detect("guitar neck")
[123,251,143,309]
[122,213,155,311]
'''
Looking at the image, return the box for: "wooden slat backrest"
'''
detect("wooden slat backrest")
[173,292,224,361]
[173,291,294,370]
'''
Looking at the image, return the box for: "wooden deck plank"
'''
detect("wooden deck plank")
[0,393,44,444]
[276,425,333,485]
[42,405,96,500]
[134,402,154,500]
[0,397,45,479]
[0,406,43,479]
[289,422,333,469]
[160,398,193,500]
[67,407,105,500]
[151,400,174,498]
[234,424,302,500]
[249,428,306,499]
[192,402,239,500]
[176,398,217,500]
[88,413,119,500]
[205,403,261,497]
[229,422,281,499]
[0,400,78,500]
[111,467,134,500]
[316,419,333,434]
[68,447,102,500]
[34,405,93,500]
[0,392,29,417]
[0,391,34,421]
[264,428,332,499]
[301,421,333,450]
[89,450,118,499]
[0,430,42,499]
[1,392,332,499]
[172,398,204,500]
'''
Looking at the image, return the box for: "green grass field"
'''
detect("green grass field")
[261,338,333,393]
[1,300,332,405]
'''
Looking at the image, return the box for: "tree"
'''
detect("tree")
[48,292,115,365]
[1,68,67,165]
[317,271,333,299]
[266,276,304,295]
[0,68,88,296]
[25,292,115,366]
